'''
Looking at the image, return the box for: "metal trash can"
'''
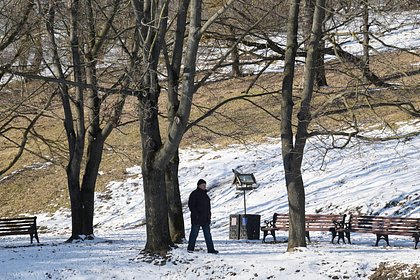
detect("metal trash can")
[229,214,260,240]
[229,214,241,239]
[239,214,260,240]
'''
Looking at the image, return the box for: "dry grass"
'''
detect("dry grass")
[369,262,420,280]
[0,50,419,217]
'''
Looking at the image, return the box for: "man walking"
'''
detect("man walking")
[187,179,219,254]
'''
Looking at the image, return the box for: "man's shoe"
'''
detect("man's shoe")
[187,249,194,253]
[208,250,219,254]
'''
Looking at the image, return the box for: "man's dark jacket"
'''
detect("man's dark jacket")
[188,187,211,225]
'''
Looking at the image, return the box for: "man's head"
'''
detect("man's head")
[197,179,207,190]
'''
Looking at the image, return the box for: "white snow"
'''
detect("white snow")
[1,121,419,279]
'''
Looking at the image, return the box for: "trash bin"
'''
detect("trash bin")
[229,214,241,239]
[239,214,260,240]
[229,214,260,240]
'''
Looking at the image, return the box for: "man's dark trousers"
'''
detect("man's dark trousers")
[187,223,215,252]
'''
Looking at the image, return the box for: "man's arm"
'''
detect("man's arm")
[188,191,198,213]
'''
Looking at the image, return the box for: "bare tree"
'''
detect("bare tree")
[163,0,281,244]
[128,0,241,253]
[1,0,139,241]
[281,0,326,251]
[43,0,125,241]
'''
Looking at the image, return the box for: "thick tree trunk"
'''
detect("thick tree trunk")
[284,169,306,249]
[77,0,121,239]
[132,0,230,254]
[281,0,306,251]
[142,163,172,253]
[66,167,83,241]
[281,0,325,251]
[66,0,86,243]
[66,128,84,242]
[81,135,105,237]
[290,0,326,249]
[165,152,185,243]
[161,0,191,245]
[81,52,100,238]
[138,75,172,252]
[47,2,84,242]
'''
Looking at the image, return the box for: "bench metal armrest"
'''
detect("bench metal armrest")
[333,220,349,230]
[262,220,274,229]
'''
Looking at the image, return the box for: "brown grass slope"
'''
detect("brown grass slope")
[0,50,419,218]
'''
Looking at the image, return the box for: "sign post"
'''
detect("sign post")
[232,169,257,214]
[229,169,260,240]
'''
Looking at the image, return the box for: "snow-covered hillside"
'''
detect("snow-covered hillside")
[1,121,419,280]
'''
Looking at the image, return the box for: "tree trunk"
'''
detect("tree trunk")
[229,27,243,77]
[293,0,325,249]
[142,163,172,253]
[161,0,191,245]
[281,0,325,251]
[66,0,86,242]
[281,0,306,251]
[46,1,83,242]
[64,0,121,241]
[81,135,105,237]
[362,2,370,80]
[303,0,327,88]
[66,167,83,241]
[139,89,172,252]
[315,39,327,87]
[130,0,173,254]
[165,152,185,243]
[77,0,121,239]
[284,169,306,249]
[131,0,233,254]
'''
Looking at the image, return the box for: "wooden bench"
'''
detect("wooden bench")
[261,213,346,243]
[337,215,420,249]
[0,216,40,243]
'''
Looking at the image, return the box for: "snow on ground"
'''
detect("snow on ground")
[1,121,419,280]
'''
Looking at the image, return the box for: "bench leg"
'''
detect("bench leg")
[35,231,40,243]
[413,234,419,249]
[305,231,311,243]
[337,232,345,244]
[345,232,351,244]
[262,231,267,242]
[330,229,337,244]
[29,231,40,244]
[261,230,276,243]
[271,230,276,242]
[375,234,389,246]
